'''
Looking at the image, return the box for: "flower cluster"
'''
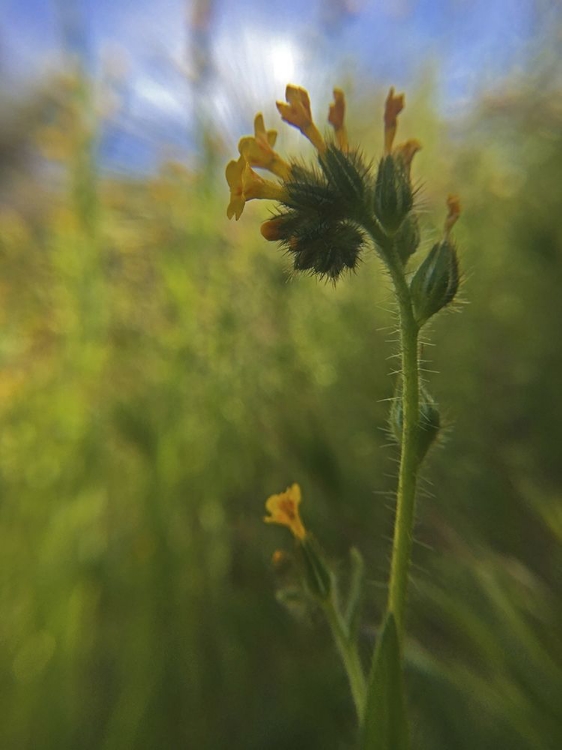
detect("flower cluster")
[226,85,428,281]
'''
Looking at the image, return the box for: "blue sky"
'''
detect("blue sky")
[1,0,554,172]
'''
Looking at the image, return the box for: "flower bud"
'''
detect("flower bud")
[390,385,441,464]
[410,240,459,326]
[373,155,413,234]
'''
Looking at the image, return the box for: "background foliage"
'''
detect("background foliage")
[1,32,562,750]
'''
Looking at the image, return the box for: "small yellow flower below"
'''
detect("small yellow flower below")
[264,483,306,540]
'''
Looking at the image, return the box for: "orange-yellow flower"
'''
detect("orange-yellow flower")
[444,194,461,238]
[238,114,292,180]
[264,483,306,541]
[226,156,288,220]
[393,138,422,177]
[276,84,326,154]
[384,87,405,154]
[328,88,348,151]
[225,155,246,220]
[242,163,287,202]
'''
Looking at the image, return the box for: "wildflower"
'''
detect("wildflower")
[225,155,247,220]
[328,88,348,151]
[276,85,326,153]
[238,114,292,181]
[264,483,306,541]
[444,194,461,238]
[393,139,422,178]
[384,87,405,154]
[225,83,436,279]
[226,155,288,220]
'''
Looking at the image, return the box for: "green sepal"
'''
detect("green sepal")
[318,145,370,219]
[390,383,441,465]
[373,155,413,235]
[359,613,410,750]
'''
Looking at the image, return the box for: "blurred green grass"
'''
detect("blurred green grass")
[0,63,561,750]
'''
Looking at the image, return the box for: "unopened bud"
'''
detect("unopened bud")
[410,240,459,326]
[373,155,413,234]
[390,384,441,464]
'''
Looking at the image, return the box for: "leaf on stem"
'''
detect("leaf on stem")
[359,613,409,750]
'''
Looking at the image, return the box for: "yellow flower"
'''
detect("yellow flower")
[238,114,292,180]
[242,163,287,202]
[226,156,288,220]
[393,138,422,178]
[384,87,405,154]
[264,483,306,541]
[276,84,326,154]
[328,88,348,151]
[225,155,247,220]
[444,194,461,238]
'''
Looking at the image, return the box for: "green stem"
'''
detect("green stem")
[386,259,420,643]
[367,227,421,644]
[324,596,366,721]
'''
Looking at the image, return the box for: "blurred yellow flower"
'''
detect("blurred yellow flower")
[238,114,292,181]
[276,85,326,153]
[264,483,306,541]
[328,88,348,151]
[225,155,247,220]
[444,194,461,238]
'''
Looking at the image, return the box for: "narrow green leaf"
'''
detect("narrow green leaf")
[343,547,365,640]
[359,613,409,750]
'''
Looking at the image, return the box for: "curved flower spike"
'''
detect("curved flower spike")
[384,87,405,154]
[328,88,348,151]
[264,483,306,541]
[277,84,326,154]
[238,113,292,181]
[444,194,461,238]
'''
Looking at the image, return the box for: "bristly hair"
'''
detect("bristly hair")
[268,148,373,281]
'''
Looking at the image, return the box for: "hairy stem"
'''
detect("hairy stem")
[324,596,366,721]
[367,227,421,644]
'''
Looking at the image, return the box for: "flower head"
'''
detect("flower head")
[264,483,306,541]
[238,114,292,180]
[276,85,326,153]
[328,88,348,151]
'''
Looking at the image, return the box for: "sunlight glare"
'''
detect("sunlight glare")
[270,41,296,85]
